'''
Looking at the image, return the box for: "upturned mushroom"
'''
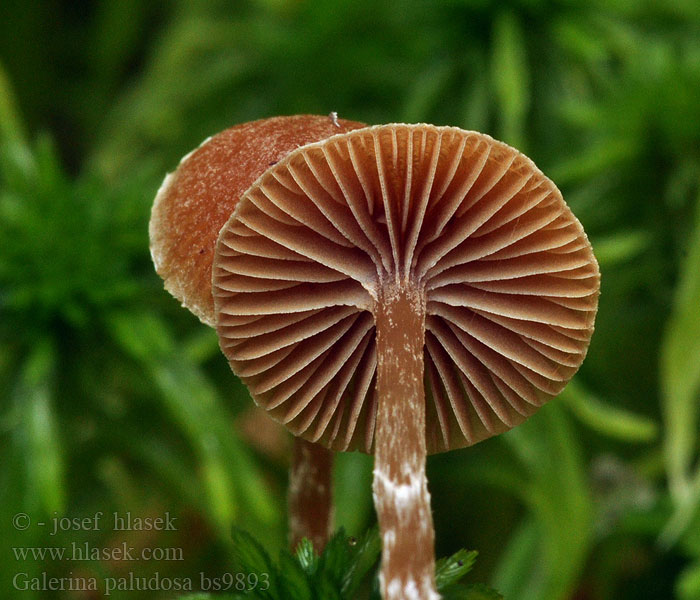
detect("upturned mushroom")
[149,114,367,551]
[212,123,600,600]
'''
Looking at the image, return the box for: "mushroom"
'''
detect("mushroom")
[149,114,367,551]
[212,123,600,600]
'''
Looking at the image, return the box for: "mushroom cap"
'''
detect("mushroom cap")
[212,123,600,454]
[149,114,367,325]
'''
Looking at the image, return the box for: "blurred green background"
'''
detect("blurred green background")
[2,0,700,598]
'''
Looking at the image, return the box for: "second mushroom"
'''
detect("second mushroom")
[213,123,600,599]
[150,115,367,552]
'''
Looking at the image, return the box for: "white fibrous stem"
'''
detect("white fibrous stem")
[288,438,333,551]
[373,280,439,600]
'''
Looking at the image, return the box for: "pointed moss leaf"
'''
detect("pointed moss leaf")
[441,583,504,600]
[435,549,478,591]
[315,528,350,589]
[278,550,313,600]
[341,527,381,599]
[231,528,278,599]
[295,538,319,576]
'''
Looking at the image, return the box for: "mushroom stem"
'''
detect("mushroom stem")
[373,280,438,600]
[288,438,333,551]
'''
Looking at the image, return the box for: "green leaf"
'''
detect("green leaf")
[492,518,539,600]
[201,454,237,530]
[341,527,381,599]
[547,137,637,186]
[183,327,221,364]
[108,310,279,531]
[661,188,700,502]
[435,548,478,591]
[231,528,279,599]
[17,341,66,514]
[0,61,27,147]
[552,18,608,65]
[590,230,651,268]
[461,68,489,133]
[295,538,318,576]
[442,583,504,600]
[107,310,173,362]
[402,62,453,123]
[316,528,351,589]
[314,574,344,600]
[561,379,658,443]
[278,550,313,600]
[677,560,700,600]
[491,10,530,150]
[497,404,593,600]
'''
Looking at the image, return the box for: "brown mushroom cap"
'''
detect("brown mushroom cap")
[213,123,600,454]
[149,114,367,325]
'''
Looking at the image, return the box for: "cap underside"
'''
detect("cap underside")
[213,124,600,454]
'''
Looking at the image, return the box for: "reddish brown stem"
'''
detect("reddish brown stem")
[373,281,438,600]
[288,438,334,552]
